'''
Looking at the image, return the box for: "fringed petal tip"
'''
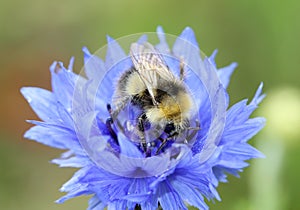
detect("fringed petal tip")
[50,156,88,168]
[156,26,164,35]
[68,57,75,71]
[209,49,218,67]
[155,26,170,54]
[55,187,92,204]
[255,149,266,159]
[49,60,73,74]
[251,82,266,106]
[82,46,91,56]
[217,62,238,89]
[179,26,199,48]
[55,198,64,204]
[20,87,30,99]
[105,35,127,69]
[106,35,115,43]
[49,61,58,73]
[137,34,148,44]
[208,47,238,89]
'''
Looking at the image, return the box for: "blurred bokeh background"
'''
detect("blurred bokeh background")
[1,0,300,209]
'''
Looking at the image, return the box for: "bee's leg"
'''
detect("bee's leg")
[106,104,119,145]
[156,133,179,155]
[155,133,178,155]
[109,97,131,135]
[156,137,167,155]
[155,123,179,155]
[137,113,147,153]
[185,119,201,142]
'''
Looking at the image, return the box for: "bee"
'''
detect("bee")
[106,42,196,155]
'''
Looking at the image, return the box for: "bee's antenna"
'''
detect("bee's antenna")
[179,57,186,81]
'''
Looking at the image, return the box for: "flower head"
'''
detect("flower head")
[21,26,265,209]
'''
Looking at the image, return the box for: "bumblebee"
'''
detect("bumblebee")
[106,42,195,155]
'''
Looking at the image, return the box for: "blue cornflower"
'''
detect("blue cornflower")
[21,26,265,210]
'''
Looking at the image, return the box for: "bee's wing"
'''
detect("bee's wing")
[130,42,176,104]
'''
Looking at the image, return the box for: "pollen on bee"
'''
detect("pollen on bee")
[160,103,181,119]
[145,100,182,125]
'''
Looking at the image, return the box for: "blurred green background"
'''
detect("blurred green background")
[1,0,300,209]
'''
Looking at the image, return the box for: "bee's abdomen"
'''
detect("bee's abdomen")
[118,70,133,91]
